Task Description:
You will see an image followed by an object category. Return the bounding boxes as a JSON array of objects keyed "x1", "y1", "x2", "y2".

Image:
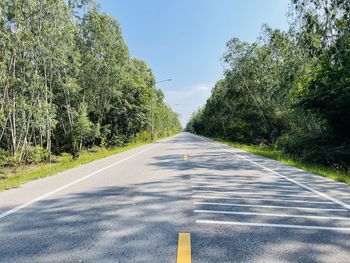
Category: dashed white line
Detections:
[
  {"x1": 194, "y1": 209, "x2": 350, "y2": 221},
  {"x1": 194, "y1": 202, "x2": 347, "y2": 212},
  {"x1": 196, "y1": 220, "x2": 350, "y2": 231}
]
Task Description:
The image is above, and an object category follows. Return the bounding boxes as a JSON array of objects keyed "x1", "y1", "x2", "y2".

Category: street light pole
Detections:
[
  {"x1": 151, "y1": 78, "x2": 172, "y2": 140},
  {"x1": 155, "y1": 79, "x2": 172, "y2": 84}
]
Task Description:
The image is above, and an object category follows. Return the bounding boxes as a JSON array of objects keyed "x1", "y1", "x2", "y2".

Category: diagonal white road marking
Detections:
[
  {"x1": 197, "y1": 136, "x2": 350, "y2": 210},
  {"x1": 194, "y1": 209, "x2": 350, "y2": 220},
  {"x1": 194, "y1": 201, "x2": 347, "y2": 211},
  {"x1": 192, "y1": 195, "x2": 333, "y2": 204},
  {"x1": 196, "y1": 220, "x2": 350, "y2": 231},
  {"x1": 192, "y1": 185, "x2": 307, "y2": 193},
  {"x1": 193, "y1": 190, "x2": 318, "y2": 198}
]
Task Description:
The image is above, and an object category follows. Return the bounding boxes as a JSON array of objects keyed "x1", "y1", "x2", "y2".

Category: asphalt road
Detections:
[{"x1": 0, "y1": 132, "x2": 349, "y2": 262}]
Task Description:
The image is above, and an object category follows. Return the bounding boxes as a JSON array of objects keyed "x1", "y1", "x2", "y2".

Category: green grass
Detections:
[
  {"x1": 0, "y1": 136, "x2": 170, "y2": 192},
  {"x1": 213, "y1": 137, "x2": 350, "y2": 185}
]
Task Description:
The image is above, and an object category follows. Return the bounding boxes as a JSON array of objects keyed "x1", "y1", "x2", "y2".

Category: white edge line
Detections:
[
  {"x1": 191, "y1": 195, "x2": 333, "y2": 204},
  {"x1": 194, "y1": 201, "x2": 347, "y2": 211},
  {"x1": 196, "y1": 220, "x2": 350, "y2": 232},
  {"x1": 0, "y1": 142, "x2": 161, "y2": 220},
  {"x1": 194, "y1": 209, "x2": 350, "y2": 221},
  {"x1": 197, "y1": 135, "x2": 350, "y2": 210}
]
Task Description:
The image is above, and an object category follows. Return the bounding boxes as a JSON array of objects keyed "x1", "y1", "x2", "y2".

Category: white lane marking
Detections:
[
  {"x1": 191, "y1": 178, "x2": 292, "y2": 184},
  {"x1": 0, "y1": 142, "x2": 162, "y2": 220},
  {"x1": 190, "y1": 181, "x2": 300, "y2": 189},
  {"x1": 192, "y1": 185, "x2": 305, "y2": 193},
  {"x1": 194, "y1": 202, "x2": 347, "y2": 212},
  {"x1": 192, "y1": 195, "x2": 333, "y2": 204},
  {"x1": 194, "y1": 210, "x2": 350, "y2": 221},
  {"x1": 193, "y1": 190, "x2": 317, "y2": 198},
  {"x1": 191, "y1": 177, "x2": 296, "y2": 183},
  {"x1": 197, "y1": 136, "x2": 350, "y2": 210},
  {"x1": 196, "y1": 220, "x2": 350, "y2": 232}
]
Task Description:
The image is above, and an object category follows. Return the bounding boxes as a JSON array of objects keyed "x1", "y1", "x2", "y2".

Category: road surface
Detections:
[{"x1": 0, "y1": 133, "x2": 349, "y2": 262}]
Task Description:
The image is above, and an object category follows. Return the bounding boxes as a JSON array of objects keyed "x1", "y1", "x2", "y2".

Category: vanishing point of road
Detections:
[{"x1": 0, "y1": 133, "x2": 349, "y2": 262}]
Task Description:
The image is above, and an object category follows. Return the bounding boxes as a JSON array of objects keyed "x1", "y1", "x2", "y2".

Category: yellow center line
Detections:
[
  {"x1": 177, "y1": 232, "x2": 191, "y2": 263},
  {"x1": 184, "y1": 154, "x2": 188, "y2": 160}
]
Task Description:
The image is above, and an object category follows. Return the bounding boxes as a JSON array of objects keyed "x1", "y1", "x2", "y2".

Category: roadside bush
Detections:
[
  {"x1": 0, "y1": 148, "x2": 14, "y2": 167},
  {"x1": 276, "y1": 133, "x2": 350, "y2": 170},
  {"x1": 107, "y1": 135, "x2": 128, "y2": 147},
  {"x1": 23, "y1": 146, "x2": 49, "y2": 164},
  {"x1": 136, "y1": 131, "x2": 152, "y2": 142}
]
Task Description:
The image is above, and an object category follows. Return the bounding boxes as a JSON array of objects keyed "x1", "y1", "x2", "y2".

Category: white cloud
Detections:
[
  {"x1": 162, "y1": 83, "x2": 213, "y2": 127},
  {"x1": 194, "y1": 85, "x2": 211, "y2": 91}
]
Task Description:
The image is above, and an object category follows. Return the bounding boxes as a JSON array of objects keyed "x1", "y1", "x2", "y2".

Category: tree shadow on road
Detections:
[
  {"x1": 0, "y1": 174, "x2": 192, "y2": 263},
  {"x1": 1, "y1": 133, "x2": 349, "y2": 263}
]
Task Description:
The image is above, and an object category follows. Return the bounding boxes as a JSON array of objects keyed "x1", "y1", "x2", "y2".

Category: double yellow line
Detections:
[{"x1": 177, "y1": 232, "x2": 191, "y2": 263}]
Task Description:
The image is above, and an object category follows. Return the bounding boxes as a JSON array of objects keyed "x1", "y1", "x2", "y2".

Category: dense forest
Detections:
[
  {"x1": 0, "y1": 0, "x2": 181, "y2": 165},
  {"x1": 187, "y1": 0, "x2": 350, "y2": 171}
]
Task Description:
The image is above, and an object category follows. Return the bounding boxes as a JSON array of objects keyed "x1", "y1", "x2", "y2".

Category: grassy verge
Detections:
[
  {"x1": 213, "y1": 137, "x2": 350, "y2": 185},
  {"x1": 0, "y1": 136, "x2": 172, "y2": 192}
]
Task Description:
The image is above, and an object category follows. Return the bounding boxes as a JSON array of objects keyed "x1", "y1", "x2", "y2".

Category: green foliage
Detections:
[
  {"x1": 0, "y1": 148, "x2": 13, "y2": 167},
  {"x1": 296, "y1": 32, "x2": 350, "y2": 141},
  {"x1": 216, "y1": 138, "x2": 350, "y2": 185},
  {"x1": 187, "y1": 0, "x2": 350, "y2": 172},
  {"x1": 0, "y1": 0, "x2": 181, "y2": 166},
  {"x1": 23, "y1": 146, "x2": 48, "y2": 164}
]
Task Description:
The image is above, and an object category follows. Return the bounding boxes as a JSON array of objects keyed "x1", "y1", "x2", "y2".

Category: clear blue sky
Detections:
[{"x1": 97, "y1": 0, "x2": 290, "y2": 126}]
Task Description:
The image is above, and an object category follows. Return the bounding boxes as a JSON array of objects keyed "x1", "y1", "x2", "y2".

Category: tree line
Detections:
[
  {"x1": 187, "y1": 0, "x2": 349, "y2": 171},
  {"x1": 0, "y1": 0, "x2": 181, "y2": 165}
]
